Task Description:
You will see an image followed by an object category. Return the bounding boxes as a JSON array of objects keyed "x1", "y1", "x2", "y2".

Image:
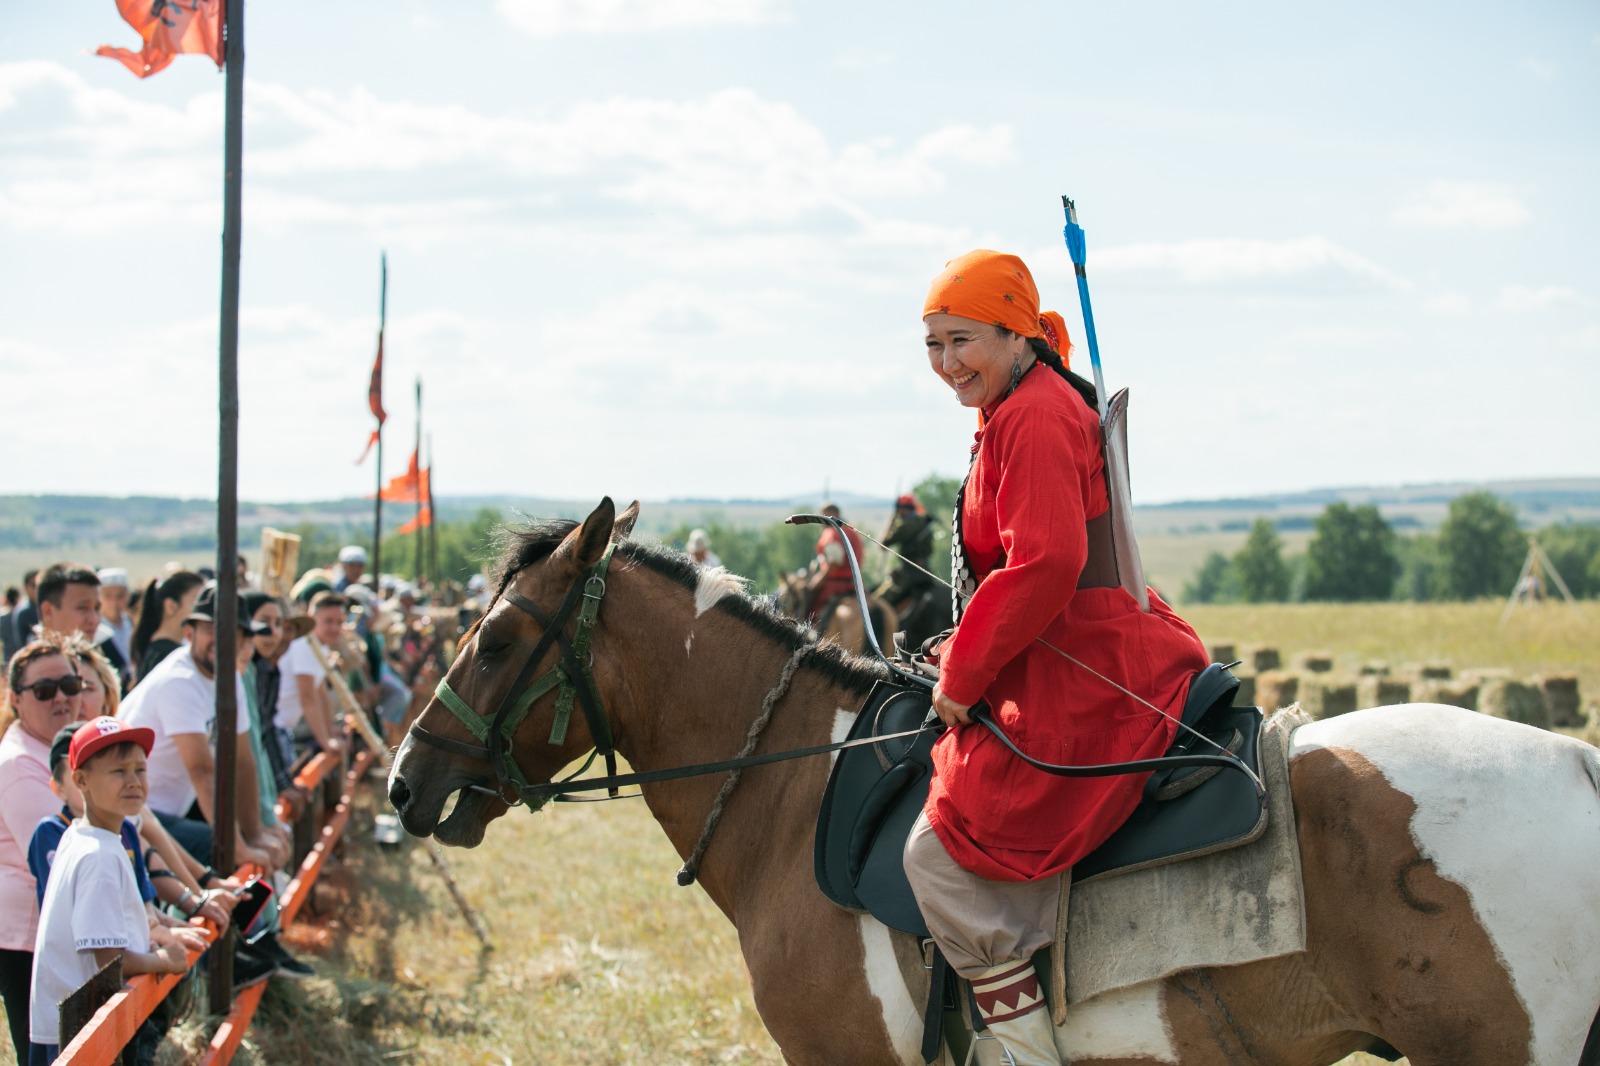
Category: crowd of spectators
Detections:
[{"x1": 0, "y1": 549, "x2": 458, "y2": 1064}]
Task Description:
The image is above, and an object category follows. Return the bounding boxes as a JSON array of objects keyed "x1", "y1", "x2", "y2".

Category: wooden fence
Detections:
[{"x1": 53, "y1": 746, "x2": 375, "y2": 1066}]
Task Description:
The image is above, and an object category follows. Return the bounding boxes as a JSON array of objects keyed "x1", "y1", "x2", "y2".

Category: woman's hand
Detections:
[{"x1": 931, "y1": 685, "x2": 973, "y2": 729}]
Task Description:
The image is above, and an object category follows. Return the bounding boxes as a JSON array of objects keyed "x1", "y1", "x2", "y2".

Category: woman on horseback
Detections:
[{"x1": 904, "y1": 249, "x2": 1208, "y2": 1064}]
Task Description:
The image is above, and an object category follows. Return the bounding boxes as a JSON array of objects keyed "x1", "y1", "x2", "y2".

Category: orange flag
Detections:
[
  {"x1": 377, "y1": 451, "x2": 430, "y2": 504},
  {"x1": 97, "y1": 0, "x2": 225, "y2": 79},
  {"x1": 356, "y1": 336, "x2": 387, "y2": 464},
  {"x1": 398, "y1": 506, "x2": 433, "y2": 536}
]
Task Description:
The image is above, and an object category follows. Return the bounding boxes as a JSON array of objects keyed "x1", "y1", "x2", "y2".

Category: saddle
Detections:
[
  {"x1": 814, "y1": 664, "x2": 1268, "y2": 1063},
  {"x1": 813, "y1": 663, "x2": 1268, "y2": 937}
]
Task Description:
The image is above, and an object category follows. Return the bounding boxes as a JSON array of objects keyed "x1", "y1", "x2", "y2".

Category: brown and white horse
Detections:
[{"x1": 388, "y1": 498, "x2": 1600, "y2": 1066}]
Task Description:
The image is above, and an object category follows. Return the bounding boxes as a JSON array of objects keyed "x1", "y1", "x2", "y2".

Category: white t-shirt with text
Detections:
[
  {"x1": 30, "y1": 821, "x2": 151, "y2": 1045},
  {"x1": 119, "y1": 644, "x2": 251, "y2": 818}
]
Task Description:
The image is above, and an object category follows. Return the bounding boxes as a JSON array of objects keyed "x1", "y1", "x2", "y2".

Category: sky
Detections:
[{"x1": 1, "y1": 1, "x2": 1596, "y2": 509}]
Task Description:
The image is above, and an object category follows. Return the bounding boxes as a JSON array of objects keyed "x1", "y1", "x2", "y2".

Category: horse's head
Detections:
[{"x1": 388, "y1": 495, "x2": 639, "y2": 847}]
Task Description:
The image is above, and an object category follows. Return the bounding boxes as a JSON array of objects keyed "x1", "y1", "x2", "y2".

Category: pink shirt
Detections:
[{"x1": 0, "y1": 723, "x2": 60, "y2": 950}]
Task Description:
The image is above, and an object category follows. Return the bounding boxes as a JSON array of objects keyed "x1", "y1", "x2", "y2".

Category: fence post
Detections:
[{"x1": 60, "y1": 957, "x2": 126, "y2": 1064}]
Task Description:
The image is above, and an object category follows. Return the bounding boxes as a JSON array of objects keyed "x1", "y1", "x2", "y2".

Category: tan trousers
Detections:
[{"x1": 902, "y1": 811, "x2": 1062, "y2": 980}]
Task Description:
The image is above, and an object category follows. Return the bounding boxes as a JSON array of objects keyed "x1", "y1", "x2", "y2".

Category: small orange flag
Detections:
[
  {"x1": 376, "y1": 451, "x2": 430, "y2": 505},
  {"x1": 97, "y1": 0, "x2": 225, "y2": 79},
  {"x1": 398, "y1": 506, "x2": 433, "y2": 536}
]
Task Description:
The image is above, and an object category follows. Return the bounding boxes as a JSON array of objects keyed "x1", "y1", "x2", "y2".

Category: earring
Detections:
[{"x1": 1008, "y1": 357, "x2": 1023, "y2": 393}]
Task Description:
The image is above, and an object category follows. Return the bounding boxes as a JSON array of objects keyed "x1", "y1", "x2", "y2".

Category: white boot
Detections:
[{"x1": 971, "y1": 960, "x2": 1061, "y2": 1065}]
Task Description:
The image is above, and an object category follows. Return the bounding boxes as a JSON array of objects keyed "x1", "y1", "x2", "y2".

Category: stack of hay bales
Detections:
[
  {"x1": 1292, "y1": 651, "x2": 1334, "y2": 674},
  {"x1": 1478, "y1": 678, "x2": 1550, "y2": 729},
  {"x1": 1300, "y1": 675, "x2": 1359, "y2": 719},
  {"x1": 1256, "y1": 671, "x2": 1299, "y2": 713},
  {"x1": 1538, "y1": 676, "x2": 1584, "y2": 728},
  {"x1": 1206, "y1": 643, "x2": 1236, "y2": 665},
  {"x1": 1247, "y1": 645, "x2": 1281, "y2": 671},
  {"x1": 1356, "y1": 674, "x2": 1412, "y2": 708},
  {"x1": 1408, "y1": 664, "x2": 1479, "y2": 710}
]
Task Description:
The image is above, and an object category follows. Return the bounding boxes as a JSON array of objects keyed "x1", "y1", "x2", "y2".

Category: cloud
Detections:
[
  {"x1": 0, "y1": 62, "x2": 1008, "y2": 238},
  {"x1": 1392, "y1": 181, "x2": 1530, "y2": 229},
  {"x1": 1421, "y1": 292, "x2": 1470, "y2": 315},
  {"x1": 1092, "y1": 236, "x2": 1410, "y2": 290},
  {"x1": 496, "y1": 0, "x2": 786, "y2": 37},
  {"x1": 1496, "y1": 284, "x2": 1583, "y2": 312},
  {"x1": 1560, "y1": 326, "x2": 1600, "y2": 349}
]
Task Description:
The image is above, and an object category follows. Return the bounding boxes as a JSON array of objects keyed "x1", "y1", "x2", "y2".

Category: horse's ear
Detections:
[
  {"x1": 613, "y1": 500, "x2": 640, "y2": 540},
  {"x1": 557, "y1": 496, "x2": 615, "y2": 572}
]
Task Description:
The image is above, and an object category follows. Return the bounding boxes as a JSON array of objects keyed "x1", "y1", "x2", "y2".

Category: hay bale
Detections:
[
  {"x1": 1358, "y1": 661, "x2": 1390, "y2": 676},
  {"x1": 1478, "y1": 678, "x2": 1550, "y2": 729},
  {"x1": 1292, "y1": 651, "x2": 1334, "y2": 674},
  {"x1": 1417, "y1": 663, "x2": 1453, "y2": 680},
  {"x1": 1233, "y1": 671, "x2": 1257, "y2": 709},
  {"x1": 1301, "y1": 677, "x2": 1359, "y2": 720},
  {"x1": 1538, "y1": 676, "x2": 1583, "y2": 728},
  {"x1": 1248, "y1": 645, "x2": 1281, "y2": 672},
  {"x1": 1207, "y1": 642, "x2": 1237, "y2": 665},
  {"x1": 1413, "y1": 679, "x2": 1479, "y2": 711},
  {"x1": 1256, "y1": 671, "x2": 1300, "y2": 712},
  {"x1": 1356, "y1": 676, "x2": 1412, "y2": 708}
]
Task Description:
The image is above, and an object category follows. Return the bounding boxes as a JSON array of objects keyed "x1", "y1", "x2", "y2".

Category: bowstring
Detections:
[{"x1": 849, "y1": 521, "x2": 1262, "y2": 787}]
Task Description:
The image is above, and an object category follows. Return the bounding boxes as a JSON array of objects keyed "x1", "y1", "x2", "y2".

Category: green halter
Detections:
[{"x1": 410, "y1": 542, "x2": 619, "y2": 810}]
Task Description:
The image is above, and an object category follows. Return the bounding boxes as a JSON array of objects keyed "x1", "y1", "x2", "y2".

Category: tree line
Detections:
[{"x1": 1184, "y1": 491, "x2": 1600, "y2": 604}]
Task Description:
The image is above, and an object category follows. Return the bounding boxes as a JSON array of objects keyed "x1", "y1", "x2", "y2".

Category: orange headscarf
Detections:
[{"x1": 923, "y1": 249, "x2": 1071, "y2": 364}]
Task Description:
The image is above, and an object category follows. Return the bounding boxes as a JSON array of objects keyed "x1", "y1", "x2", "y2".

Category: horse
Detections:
[
  {"x1": 388, "y1": 497, "x2": 1600, "y2": 1066},
  {"x1": 776, "y1": 568, "x2": 898, "y2": 658}
]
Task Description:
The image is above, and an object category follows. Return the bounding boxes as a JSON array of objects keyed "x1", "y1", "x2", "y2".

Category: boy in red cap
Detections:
[{"x1": 28, "y1": 718, "x2": 196, "y2": 1064}]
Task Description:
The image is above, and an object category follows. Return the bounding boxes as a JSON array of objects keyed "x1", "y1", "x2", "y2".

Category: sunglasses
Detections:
[{"x1": 16, "y1": 675, "x2": 85, "y2": 701}]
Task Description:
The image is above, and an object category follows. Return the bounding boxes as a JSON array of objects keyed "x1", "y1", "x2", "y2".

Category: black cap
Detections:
[
  {"x1": 50, "y1": 722, "x2": 85, "y2": 775},
  {"x1": 186, "y1": 582, "x2": 271, "y2": 635}
]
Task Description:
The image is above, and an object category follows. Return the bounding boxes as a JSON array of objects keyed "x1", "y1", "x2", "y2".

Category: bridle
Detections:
[{"x1": 407, "y1": 542, "x2": 621, "y2": 811}]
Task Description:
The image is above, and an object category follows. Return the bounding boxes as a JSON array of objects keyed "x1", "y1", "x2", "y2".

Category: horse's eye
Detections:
[{"x1": 479, "y1": 638, "x2": 511, "y2": 658}]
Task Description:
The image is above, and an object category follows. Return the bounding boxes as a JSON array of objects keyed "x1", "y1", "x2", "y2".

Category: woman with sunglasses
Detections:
[{"x1": 0, "y1": 635, "x2": 83, "y2": 1062}]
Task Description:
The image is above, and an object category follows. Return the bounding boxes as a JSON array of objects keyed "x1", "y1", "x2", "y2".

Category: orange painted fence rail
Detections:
[{"x1": 55, "y1": 748, "x2": 371, "y2": 1066}]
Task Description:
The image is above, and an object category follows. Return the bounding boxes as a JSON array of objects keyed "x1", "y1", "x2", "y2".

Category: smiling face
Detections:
[{"x1": 924, "y1": 312, "x2": 1031, "y2": 410}]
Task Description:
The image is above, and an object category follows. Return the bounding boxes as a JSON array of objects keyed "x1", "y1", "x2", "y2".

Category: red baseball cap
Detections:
[{"x1": 69, "y1": 716, "x2": 155, "y2": 771}]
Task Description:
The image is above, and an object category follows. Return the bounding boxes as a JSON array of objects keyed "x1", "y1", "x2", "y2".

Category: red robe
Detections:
[{"x1": 926, "y1": 367, "x2": 1207, "y2": 882}]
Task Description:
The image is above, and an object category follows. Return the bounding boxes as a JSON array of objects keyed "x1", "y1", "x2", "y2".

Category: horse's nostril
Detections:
[{"x1": 389, "y1": 777, "x2": 411, "y2": 813}]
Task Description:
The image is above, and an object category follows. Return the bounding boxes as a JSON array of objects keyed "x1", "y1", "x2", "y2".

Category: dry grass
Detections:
[{"x1": 1184, "y1": 600, "x2": 1600, "y2": 714}]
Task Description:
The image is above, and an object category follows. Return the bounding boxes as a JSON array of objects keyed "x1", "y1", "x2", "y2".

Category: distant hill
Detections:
[{"x1": 0, "y1": 477, "x2": 1595, "y2": 560}]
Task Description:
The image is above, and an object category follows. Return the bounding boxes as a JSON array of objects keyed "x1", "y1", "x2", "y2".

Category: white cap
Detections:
[
  {"x1": 97, "y1": 567, "x2": 129, "y2": 588},
  {"x1": 338, "y1": 545, "x2": 368, "y2": 565},
  {"x1": 687, "y1": 529, "x2": 710, "y2": 552}
]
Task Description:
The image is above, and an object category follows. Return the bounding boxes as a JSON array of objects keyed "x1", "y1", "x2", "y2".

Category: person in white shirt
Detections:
[
  {"x1": 119, "y1": 585, "x2": 276, "y2": 871},
  {"x1": 274, "y1": 594, "x2": 346, "y2": 756},
  {"x1": 29, "y1": 717, "x2": 203, "y2": 1061},
  {"x1": 686, "y1": 529, "x2": 723, "y2": 569},
  {"x1": 95, "y1": 569, "x2": 134, "y2": 680}
]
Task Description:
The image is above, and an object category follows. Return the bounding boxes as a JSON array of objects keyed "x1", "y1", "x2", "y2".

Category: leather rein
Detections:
[{"x1": 405, "y1": 530, "x2": 1258, "y2": 820}]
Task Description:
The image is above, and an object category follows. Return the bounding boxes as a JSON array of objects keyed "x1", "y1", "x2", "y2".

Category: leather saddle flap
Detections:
[
  {"x1": 815, "y1": 680, "x2": 936, "y2": 937},
  {"x1": 1073, "y1": 703, "x2": 1266, "y2": 883}
]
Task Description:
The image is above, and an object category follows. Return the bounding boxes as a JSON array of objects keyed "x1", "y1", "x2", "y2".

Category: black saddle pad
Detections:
[{"x1": 814, "y1": 665, "x2": 1267, "y2": 937}]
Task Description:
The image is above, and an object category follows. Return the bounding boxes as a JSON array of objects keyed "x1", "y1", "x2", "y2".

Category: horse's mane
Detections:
[{"x1": 494, "y1": 520, "x2": 887, "y2": 696}]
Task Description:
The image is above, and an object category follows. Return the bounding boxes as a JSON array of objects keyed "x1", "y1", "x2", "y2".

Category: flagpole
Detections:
[
  {"x1": 427, "y1": 431, "x2": 438, "y2": 589},
  {"x1": 414, "y1": 377, "x2": 423, "y2": 583},
  {"x1": 372, "y1": 254, "x2": 386, "y2": 585},
  {"x1": 209, "y1": 0, "x2": 245, "y2": 1014}
]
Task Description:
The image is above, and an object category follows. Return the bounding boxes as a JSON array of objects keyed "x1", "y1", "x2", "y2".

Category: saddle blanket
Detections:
[{"x1": 1064, "y1": 707, "x2": 1309, "y2": 1003}]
